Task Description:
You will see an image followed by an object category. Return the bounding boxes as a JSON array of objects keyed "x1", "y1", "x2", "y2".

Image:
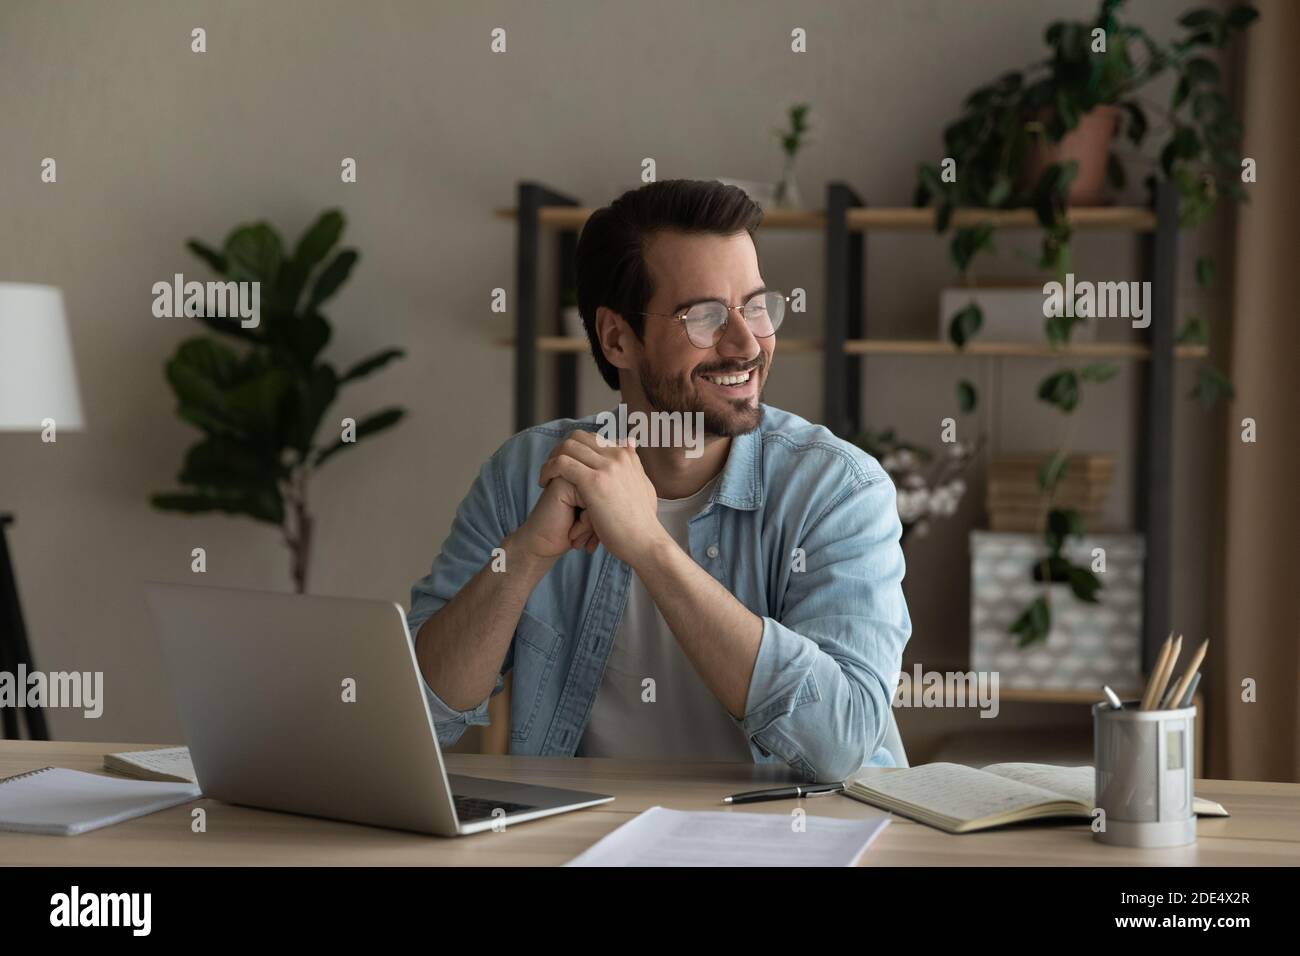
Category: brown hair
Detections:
[{"x1": 574, "y1": 179, "x2": 764, "y2": 390}]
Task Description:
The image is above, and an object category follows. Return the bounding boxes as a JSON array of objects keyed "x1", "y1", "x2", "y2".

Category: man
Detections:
[{"x1": 408, "y1": 179, "x2": 910, "y2": 781}]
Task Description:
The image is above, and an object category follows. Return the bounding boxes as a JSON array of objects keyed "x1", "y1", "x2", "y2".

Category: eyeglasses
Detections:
[{"x1": 637, "y1": 290, "x2": 787, "y2": 349}]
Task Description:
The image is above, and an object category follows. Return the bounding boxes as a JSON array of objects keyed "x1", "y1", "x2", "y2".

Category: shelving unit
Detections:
[
  {"x1": 494, "y1": 335, "x2": 1208, "y2": 360},
  {"x1": 497, "y1": 178, "x2": 1188, "y2": 699}
]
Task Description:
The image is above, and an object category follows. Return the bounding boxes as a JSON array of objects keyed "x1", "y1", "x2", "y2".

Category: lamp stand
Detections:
[{"x1": 0, "y1": 514, "x2": 48, "y2": 740}]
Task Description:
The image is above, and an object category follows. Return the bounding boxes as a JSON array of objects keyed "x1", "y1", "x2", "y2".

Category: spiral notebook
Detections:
[{"x1": 0, "y1": 767, "x2": 202, "y2": 836}]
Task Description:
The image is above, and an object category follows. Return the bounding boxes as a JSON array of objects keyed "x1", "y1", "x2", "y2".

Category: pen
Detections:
[
  {"x1": 722, "y1": 783, "x2": 845, "y2": 805},
  {"x1": 1177, "y1": 671, "x2": 1202, "y2": 709}
]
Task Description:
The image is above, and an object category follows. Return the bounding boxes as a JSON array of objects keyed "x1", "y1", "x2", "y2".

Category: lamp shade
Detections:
[{"x1": 0, "y1": 283, "x2": 85, "y2": 432}]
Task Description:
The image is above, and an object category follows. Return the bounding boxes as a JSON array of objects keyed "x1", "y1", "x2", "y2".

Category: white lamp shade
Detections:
[{"x1": 0, "y1": 283, "x2": 85, "y2": 432}]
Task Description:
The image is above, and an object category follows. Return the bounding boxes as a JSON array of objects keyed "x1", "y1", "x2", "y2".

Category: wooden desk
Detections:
[{"x1": 3, "y1": 741, "x2": 1298, "y2": 866}]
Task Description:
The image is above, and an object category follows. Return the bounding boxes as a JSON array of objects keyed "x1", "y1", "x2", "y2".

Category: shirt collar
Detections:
[
  {"x1": 709, "y1": 413, "x2": 764, "y2": 512},
  {"x1": 591, "y1": 403, "x2": 766, "y2": 513}
]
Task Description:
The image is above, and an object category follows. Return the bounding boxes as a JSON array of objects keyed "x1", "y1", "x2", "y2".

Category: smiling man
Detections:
[{"x1": 407, "y1": 179, "x2": 911, "y2": 781}]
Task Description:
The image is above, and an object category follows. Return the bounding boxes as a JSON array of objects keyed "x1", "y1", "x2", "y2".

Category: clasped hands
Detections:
[{"x1": 520, "y1": 429, "x2": 668, "y2": 564}]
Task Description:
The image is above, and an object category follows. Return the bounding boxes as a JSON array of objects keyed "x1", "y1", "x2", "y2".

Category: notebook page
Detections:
[
  {"x1": 981, "y1": 763, "x2": 1094, "y2": 805},
  {"x1": 849, "y1": 763, "x2": 1072, "y2": 823},
  {"x1": 0, "y1": 767, "x2": 201, "y2": 835},
  {"x1": 566, "y1": 806, "x2": 890, "y2": 866},
  {"x1": 982, "y1": 763, "x2": 1228, "y2": 817}
]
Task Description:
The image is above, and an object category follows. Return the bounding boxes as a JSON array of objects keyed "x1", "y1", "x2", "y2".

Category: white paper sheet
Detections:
[
  {"x1": 566, "y1": 805, "x2": 890, "y2": 867},
  {"x1": 0, "y1": 767, "x2": 202, "y2": 835}
]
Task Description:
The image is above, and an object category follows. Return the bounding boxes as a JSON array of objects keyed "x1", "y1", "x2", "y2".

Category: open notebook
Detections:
[
  {"x1": 844, "y1": 762, "x2": 1229, "y2": 834},
  {"x1": 0, "y1": 767, "x2": 202, "y2": 836}
]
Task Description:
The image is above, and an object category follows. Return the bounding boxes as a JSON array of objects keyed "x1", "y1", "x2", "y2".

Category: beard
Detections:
[{"x1": 637, "y1": 353, "x2": 766, "y2": 438}]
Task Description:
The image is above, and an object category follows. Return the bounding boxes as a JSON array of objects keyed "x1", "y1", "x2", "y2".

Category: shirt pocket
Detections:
[{"x1": 510, "y1": 610, "x2": 564, "y2": 743}]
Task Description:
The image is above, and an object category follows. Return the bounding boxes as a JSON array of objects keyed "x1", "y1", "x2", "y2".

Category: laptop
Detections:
[{"x1": 144, "y1": 582, "x2": 613, "y2": 836}]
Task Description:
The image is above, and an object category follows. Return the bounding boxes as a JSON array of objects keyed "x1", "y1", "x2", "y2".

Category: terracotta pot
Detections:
[{"x1": 1019, "y1": 104, "x2": 1121, "y2": 207}]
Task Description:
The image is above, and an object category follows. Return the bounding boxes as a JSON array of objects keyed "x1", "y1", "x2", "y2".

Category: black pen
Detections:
[{"x1": 722, "y1": 783, "x2": 845, "y2": 805}]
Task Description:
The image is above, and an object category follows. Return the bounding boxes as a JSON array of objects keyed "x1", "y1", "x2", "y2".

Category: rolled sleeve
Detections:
[
  {"x1": 737, "y1": 473, "x2": 910, "y2": 782},
  {"x1": 406, "y1": 451, "x2": 517, "y2": 747}
]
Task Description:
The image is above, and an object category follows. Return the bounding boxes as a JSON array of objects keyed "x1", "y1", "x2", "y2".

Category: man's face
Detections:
[{"x1": 627, "y1": 230, "x2": 774, "y2": 438}]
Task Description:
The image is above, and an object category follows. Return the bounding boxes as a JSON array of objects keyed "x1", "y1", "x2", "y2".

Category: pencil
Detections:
[
  {"x1": 1165, "y1": 639, "x2": 1209, "y2": 710},
  {"x1": 1145, "y1": 633, "x2": 1183, "y2": 712},
  {"x1": 1139, "y1": 634, "x2": 1174, "y2": 711}
]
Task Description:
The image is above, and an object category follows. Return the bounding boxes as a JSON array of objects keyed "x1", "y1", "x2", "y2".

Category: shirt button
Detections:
[{"x1": 706, "y1": 545, "x2": 719, "y2": 559}]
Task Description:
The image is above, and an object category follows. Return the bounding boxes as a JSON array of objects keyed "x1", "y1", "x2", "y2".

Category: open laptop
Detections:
[{"x1": 144, "y1": 582, "x2": 613, "y2": 836}]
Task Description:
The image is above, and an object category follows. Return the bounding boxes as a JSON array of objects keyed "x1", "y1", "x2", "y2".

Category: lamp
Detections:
[{"x1": 0, "y1": 283, "x2": 85, "y2": 739}]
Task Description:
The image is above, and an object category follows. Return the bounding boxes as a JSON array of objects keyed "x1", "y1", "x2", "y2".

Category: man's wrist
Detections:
[
  {"x1": 625, "y1": 526, "x2": 684, "y2": 579},
  {"x1": 501, "y1": 531, "x2": 560, "y2": 580}
]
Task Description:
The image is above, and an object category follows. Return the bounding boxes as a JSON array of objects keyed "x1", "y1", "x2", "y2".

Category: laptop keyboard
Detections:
[{"x1": 452, "y1": 794, "x2": 537, "y2": 823}]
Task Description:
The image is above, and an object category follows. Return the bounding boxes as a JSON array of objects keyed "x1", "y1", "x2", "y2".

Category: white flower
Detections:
[
  {"x1": 896, "y1": 490, "x2": 927, "y2": 523},
  {"x1": 912, "y1": 488, "x2": 931, "y2": 515}
]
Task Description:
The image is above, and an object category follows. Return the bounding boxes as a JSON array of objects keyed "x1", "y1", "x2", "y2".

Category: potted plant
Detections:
[
  {"x1": 151, "y1": 210, "x2": 406, "y2": 593},
  {"x1": 913, "y1": 0, "x2": 1257, "y2": 644},
  {"x1": 918, "y1": 0, "x2": 1256, "y2": 279}
]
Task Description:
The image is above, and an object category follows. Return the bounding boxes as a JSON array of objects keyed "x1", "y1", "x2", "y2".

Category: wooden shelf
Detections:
[
  {"x1": 845, "y1": 339, "x2": 1208, "y2": 359},
  {"x1": 849, "y1": 206, "x2": 1156, "y2": 231},
  {"x1": 494, "y1": 336, "x2": 1209, "y2": 360},
  {"x1": 496, "y1": 205, "x2": 1155, "y2": 232},
  {"x1": 495, "y1": 206, "x2": 826, "y2": 230},
  {"x1": 493, "y1": 336, "x2": 823, "y2": 353}
]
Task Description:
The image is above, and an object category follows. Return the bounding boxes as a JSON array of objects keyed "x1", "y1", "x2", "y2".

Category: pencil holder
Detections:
[{"x1": 1092, "y1": 701, "x2": 1197, "y2": 848}]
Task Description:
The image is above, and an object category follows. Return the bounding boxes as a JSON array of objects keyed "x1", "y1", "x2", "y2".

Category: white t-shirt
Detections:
[{"x1": 575, "y1": 476, "x2": 755, "y2": 762}]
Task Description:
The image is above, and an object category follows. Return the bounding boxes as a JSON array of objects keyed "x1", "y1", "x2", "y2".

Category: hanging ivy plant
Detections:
[{"x1": 913, "y1": 0, "x2": 1257, "y2": 644}]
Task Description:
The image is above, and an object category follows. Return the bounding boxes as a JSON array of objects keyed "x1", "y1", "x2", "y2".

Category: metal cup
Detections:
[{"x1": 1092, "y1": 700, "x2": 1197, "y2": 848}]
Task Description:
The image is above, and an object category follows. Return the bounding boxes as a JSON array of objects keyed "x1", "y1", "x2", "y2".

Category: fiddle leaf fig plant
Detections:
[{"x1": 151, "y1": 209, "x2": 406, "y2": 593}]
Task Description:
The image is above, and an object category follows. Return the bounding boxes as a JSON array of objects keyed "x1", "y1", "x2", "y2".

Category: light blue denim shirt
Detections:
[{"x1": 406, "y1": 403, "x2": 911, "y2": 782}]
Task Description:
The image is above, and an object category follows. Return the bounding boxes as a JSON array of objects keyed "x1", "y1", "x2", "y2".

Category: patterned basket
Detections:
[{"x1": 970, "y1": 530, "x2": 1144, "y2": 691}]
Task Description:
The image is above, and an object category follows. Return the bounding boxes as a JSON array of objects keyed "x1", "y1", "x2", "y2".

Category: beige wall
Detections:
[{"x1": 0, "y1": 0, "x2": 1230, "y2": 744}]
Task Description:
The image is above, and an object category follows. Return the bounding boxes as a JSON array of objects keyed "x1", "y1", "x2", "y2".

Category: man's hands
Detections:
[
  {"x1": 535, "y1": 430, "x2": 668, "y2": 564},
  {"x1": 511, "y1": 474, "x2": 591, "y2": 561},
  {"x1": 505, "y1": 428, "x2": 761, "y2": 721},
  {"x1": 512, "y1": 431, "x2": 665, "y2": 564}
]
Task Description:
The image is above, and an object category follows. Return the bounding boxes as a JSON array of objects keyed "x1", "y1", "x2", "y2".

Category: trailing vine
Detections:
[{"x1": 913, "y1": 0, "x2": 1256, "y2": 644}]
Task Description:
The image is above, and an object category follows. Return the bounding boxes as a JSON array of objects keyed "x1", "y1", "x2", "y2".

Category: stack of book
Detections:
[{"x1": 986, "y1": 454, "x2": 1114, "y2": 532}]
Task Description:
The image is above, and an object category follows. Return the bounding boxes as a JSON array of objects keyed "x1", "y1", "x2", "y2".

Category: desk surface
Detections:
[{"x1": 2, "y1": 741, "x2": 1298, "y2": 866}]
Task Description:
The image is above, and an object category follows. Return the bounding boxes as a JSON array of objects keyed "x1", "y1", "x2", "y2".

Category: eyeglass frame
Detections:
[{"x1": 633, "y1": 289, "x2": 789, "y2": 349}]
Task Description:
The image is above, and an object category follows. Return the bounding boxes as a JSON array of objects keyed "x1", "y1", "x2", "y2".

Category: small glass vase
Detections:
[{"x1": 773, "y1": 159, "x2": 802, "y2": 209}]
